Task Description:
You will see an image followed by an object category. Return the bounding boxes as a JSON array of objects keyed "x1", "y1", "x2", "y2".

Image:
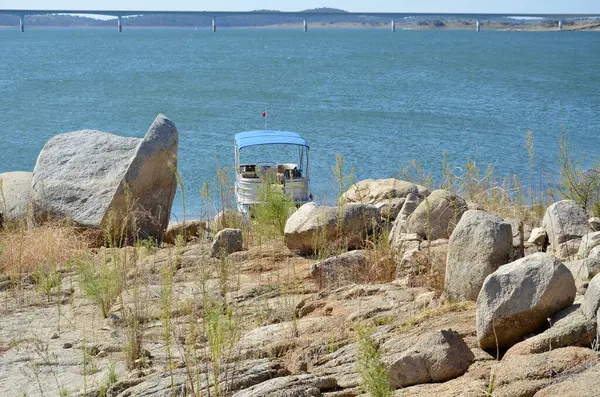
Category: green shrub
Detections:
[
  {"x1": 355, "y1": 325, "x2": 392, "y2": 397},
  {"x1": 252, "y1": 175, "x2": 296, "y2": 239}
]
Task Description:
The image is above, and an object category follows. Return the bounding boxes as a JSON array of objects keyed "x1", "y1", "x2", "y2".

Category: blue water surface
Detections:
[{"x1": 1, "y1": 28, "x2": 599, "y2": 217}]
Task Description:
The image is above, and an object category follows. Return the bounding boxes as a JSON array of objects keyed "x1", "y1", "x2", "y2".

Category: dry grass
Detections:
[{"x1": 0, "y1": 223, "x2": 91, "y2": 274}]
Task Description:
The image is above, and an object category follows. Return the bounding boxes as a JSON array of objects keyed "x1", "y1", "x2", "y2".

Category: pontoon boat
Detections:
[{"x1": 234, "y1": 130, "x2": 312, "y2": 215}]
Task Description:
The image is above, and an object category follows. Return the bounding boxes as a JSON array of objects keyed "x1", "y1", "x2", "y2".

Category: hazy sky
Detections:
[{"x1": 2, "y1": 1, "x2": 600, "y2": 13}]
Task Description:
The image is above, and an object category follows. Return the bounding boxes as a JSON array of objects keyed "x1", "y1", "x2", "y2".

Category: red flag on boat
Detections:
[{"x1": 262, "y1": 111, "x2": 267, "y2": 117}]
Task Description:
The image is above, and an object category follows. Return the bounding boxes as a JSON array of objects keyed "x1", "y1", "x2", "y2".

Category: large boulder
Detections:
[
  {"x1": 541, "y1": 200, "x2": 588, "y2": 249},
  {"x1": 582, "y1": 273, "x2": 600, "y2": 321},
  {"x1": 476, "y1": 253, "x2": 576, "y2": 350},
  {"x1": 445, "y1": 210, "x2": 513, "y2": 301},
  {"x1": 342, "y1": 178, "x2": 429, "y2": 205},
  {"x1": 406, "y1": 189, "x2": 468, "y2": 240},
  {"x1": 384, "y1": 329, "x2": 474, "y2": 388},
  {"x1": 284, "y1": 202, "x2": 379, "y2": 254},
  {"x1": 211, "y1": 228, "x2": 243, "y2": 258},
  {"x1": 31, "y1": 114, "x2": 178, "y2": 243},
  {"x1": 0, "y1": 171, "x2": 32, "y2": 223}
]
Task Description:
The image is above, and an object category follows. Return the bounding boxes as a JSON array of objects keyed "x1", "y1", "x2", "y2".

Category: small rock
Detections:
[
  {"x1": 548, "y1": 238, "x2": 582, "y2": 261},
  {"x1": 582, "y1": 273, "x2": 600, "y2": 320},
  {"x1": 528, "y1": 227, "x2": 548, "y2": 247},
  {"x1": 375, "y1": 197, "x2": 405, "y2": 221},
  {"x1": 406, "y1": 189, "x2": 468, "y2": 240},
  {"x1": 542, "y1": 200, "x2": 588, "y2": 249},
  {"x1": 564, "y1": 258, "x2": 600, "y2": 289},
  {"x1": 414, "y1": 291, "x2": 435, "y2": 309},
  {"x1": 384, "y1": 329, "x2": 475, "y2": 388},
  {"x1": 63, "y1": 342, "x2": 73, "y2": 349},
  {"x1": 505, "y1": 303, "x2": 596, "y2": 356},
  {"x1": 163, "y1": 220, "x2": 208, "y2": 244},
  {"x1": 589, "y1": 217, "x2": 600, "y2": 232},
  {"x1": 96, "y1": 350, "x2": 108, "y2": 358},
  {"x1": 49, "y1": 332, "x2": 59, "y2": 340},
  {"x1": 211, "y1": 228, "x2": 243, "y2": 258},
  {"x1": 310, "y1": 250, "x2": 368, "y2": 285},
  {"x1": 577, "y1": 231, "x2": 600, "y2": 259}
]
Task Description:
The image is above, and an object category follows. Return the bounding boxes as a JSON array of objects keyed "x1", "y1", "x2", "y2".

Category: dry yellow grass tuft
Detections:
[{"x1": 0, "y1": 223, "x2": 91, "y2": 274}]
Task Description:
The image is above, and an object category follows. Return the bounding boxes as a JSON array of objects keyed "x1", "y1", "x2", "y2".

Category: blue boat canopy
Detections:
[{"x1": 235, "y1": 130, "x2": 309, "y2": 150}]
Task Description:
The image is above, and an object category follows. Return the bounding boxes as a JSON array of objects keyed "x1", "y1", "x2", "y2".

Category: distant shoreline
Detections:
[{"x1": 1, "y1": 22, "x2": 598, "y2": 31}]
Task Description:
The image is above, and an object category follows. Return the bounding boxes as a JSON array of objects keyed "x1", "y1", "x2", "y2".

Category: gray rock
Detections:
[
  {"x1": 339, "y1": 203, "x2": 380, "y2": 249},
  {"x1": 389, "y1": 192, "x2": 421, "y2": 249},
  {"x1": 0, "y1": 171, "x2": 33, "y2": 223},
  {"x1": 31, "y1": 114, "x2": 178, "y2": 243},
  {"x1": 232, "y1": 374, "x2": 338, "y2": 397},
  {"x1": 213, "y1": 210, "x2": 247, "y2": 231},
  {"x1": 528, "y1": 227, "x2": 548, "y2": 247},
  {"x1": 589, "y1": 217, "x2": 600, "y2": 232},
  {"x1": 163, "y1": 220, "x2": 208, "y2": 245},
  {"x1": 583, "y1": 273, "x2": 600, "y2": 321},
  {"x1": 284, "y1": 203, "x2": 338, "y2": 254},
  {"x1": 590, "y1": 245, "x2": 600, "y2": 259},
  {"x1": 505, "y1": 303, "x2": 597, "y2": 356},
  {"x1": 342, "y1": 178, "x2": 428, "y2": 204},
  {"x1": 549, "y1": 238, "x2": 582, "y2": 261},
  {"x1": 541, "y1": 200, "x2": 588, "y2": 249},
  {"x1": 507, "y1": 218, "x2": 525, "y2": 260},
  {"x1": 211, "y1": 228, "x2": 243, "y2": 258},
  {"x1": 533, "y1": 361, "x2": 600, "y2": 397},
  {"x1": 375, "y1": 197, "x2": 405, "y2": 221},
  {"x1": 576, "y1": 231, "x2": 600, "y2": 259},
  {"x1": 564, "y1": 258, "x2": 600, "y2": 289},
  {"x1": 384, "y1": 329, "x2": 474, "y2": 388},
  {"x1": 284, "y1": 202, "x2": 379, "y2": 254},
  {"x1": 445, "y1": 210, "x2": 512, "y2": 301},
  {"x1": 406, "y1": 189, "x2": 468, "y2": 240},
  {"x1": 310, "y1": 250, "x2": 368, "y2": 285},
  {"x1": 476, "y1": 253, "x2": 576, "y2": 350}
]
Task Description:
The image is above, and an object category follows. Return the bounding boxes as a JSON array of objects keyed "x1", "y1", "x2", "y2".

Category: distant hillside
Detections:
[{"x1": 0, "y1": 9, "x2": 591, "y2": 29}]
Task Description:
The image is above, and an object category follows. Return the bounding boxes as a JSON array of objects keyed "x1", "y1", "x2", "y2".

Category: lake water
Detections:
[{"x1": 1, "y1": 28, "x2": 599, "y2": 217}]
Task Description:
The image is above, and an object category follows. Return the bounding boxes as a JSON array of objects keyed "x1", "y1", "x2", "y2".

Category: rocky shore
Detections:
[{"x1": 1, "y1": 124, "x2": 600, "y2": 396}]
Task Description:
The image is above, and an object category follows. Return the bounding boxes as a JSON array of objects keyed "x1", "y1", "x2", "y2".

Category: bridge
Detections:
[{"x1": 1, "y1": 9, "x2": 599, "y2": 33}]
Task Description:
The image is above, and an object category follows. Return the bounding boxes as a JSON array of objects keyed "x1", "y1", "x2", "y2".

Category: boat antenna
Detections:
[{"x1": 264, "y1": 107, "x2": 268, "y2": 129}]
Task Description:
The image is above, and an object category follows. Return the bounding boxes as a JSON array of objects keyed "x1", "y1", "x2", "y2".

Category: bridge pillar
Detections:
[
  {"x1": 117, "y1": 16, "x2": 122, "y2": 32},
  {"x1": 558, "y1": 20, "x2": 563, "y2": 30},
  {"x1": 391, "y1": 19, "x2": 396, "y2": 32},
  {"x1": 19, "y1": 15, "x2": 24, "y2": 32},
  {"x1": 303, "y1": 19, "x2": 307, "y2": 32},
  {"x1": 212, "y1": 18, "x2": 216, "y2": 32},
  {"x1": 476, "y1": 20, "x2": 481, "y2": 32}
]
